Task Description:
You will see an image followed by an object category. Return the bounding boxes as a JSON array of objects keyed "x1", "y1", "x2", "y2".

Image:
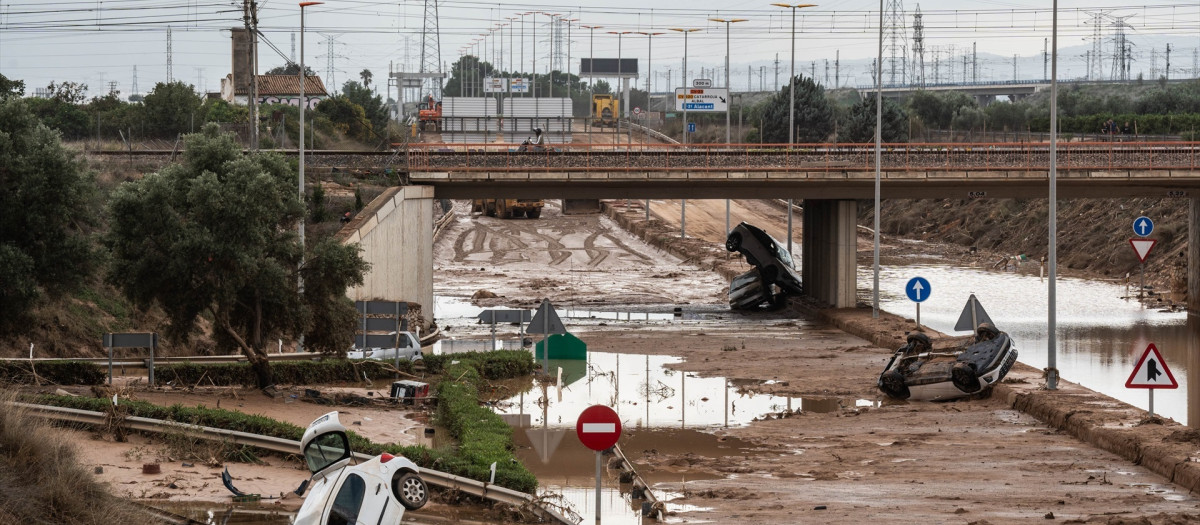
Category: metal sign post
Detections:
[
  {"x1": 1125, "y1": 343, "x2": 1178, "y2": 417},
  {"x1": 528, "y1": 300, "x2": 566, "y2": 373},
  {"x1": 905, "y1": 277, "x2": 931, "y2": 329},
  {"x1": 1129, "y1": 238, "x2": 1157, "y2": 300},
  {"x1": 103, "y1": 333, "x2": 158, "y2": 386},
  {"x1": 576, "y1": 405, "x2": 621, "y2": 524}
]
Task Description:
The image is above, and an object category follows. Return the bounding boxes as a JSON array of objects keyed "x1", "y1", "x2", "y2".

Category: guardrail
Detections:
[
  {"x1": 403, "y1": 141, "x2": 1200, "y2": 173},
  {"x1": 15, "y1": 402, "x2": 575, "y2": 524}
]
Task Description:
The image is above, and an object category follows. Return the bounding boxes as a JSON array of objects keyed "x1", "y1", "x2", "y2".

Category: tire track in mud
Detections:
[
  {"x1": 582, "y1": 230, "x2": 608, "y2": 267},
  {"x1": 599, "y1": 232, "x2": 656, "y2": 265}
]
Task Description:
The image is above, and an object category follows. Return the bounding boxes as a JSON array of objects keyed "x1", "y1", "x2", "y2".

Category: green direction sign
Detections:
[{"x1": 535, "y1": 332, "x2": 587, "y2": 361}]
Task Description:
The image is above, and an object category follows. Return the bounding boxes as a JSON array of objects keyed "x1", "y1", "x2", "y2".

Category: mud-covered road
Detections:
[{"x1": 438, "y1": 196, "x2": 1200, "y2": 524}]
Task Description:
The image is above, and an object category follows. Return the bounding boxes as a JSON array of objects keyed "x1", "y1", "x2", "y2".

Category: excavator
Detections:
[{"x1": 417, "y1": 95, "x2": 442, "y2": 131}]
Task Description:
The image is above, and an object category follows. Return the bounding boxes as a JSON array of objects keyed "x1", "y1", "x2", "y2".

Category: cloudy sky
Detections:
[{"x1": 1, "y1": 0, "x2": 1197, "y2": 99}]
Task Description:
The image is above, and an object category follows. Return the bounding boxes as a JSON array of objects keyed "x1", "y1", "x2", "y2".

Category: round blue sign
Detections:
[
  {"x1": 1132, "y1": 216, "x2": 1154, "y2": 237},
  {"x1": 905, "y1": 277, "x2": 931, "y2": 303}
]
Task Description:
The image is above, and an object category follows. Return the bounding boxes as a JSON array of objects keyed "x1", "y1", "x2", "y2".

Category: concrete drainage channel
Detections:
[{"x1": 14, "y1": 402, "x2": 575, "y2": 524}]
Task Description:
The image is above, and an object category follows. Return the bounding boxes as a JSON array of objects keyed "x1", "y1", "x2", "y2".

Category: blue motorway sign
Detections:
[
  {"x1": 684, "y1": 103, "x2": 714, "y2": 110},
  {"x1": 687, "y1": 122, "x2": 696, "y2": 133},
  {"x1": 1133, "y1": 216, "x2": 1154, "y2": 237},
  {"x1": 905, "y1": 277, "x2": 931, "y2": 303}
]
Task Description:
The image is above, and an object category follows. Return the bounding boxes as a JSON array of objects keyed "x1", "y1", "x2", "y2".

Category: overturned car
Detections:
[
  {"x1": 726, "y1": 222, "x2": 803, "y2": 309},
  {"x1": 877, "y1": 324, "x2": 1019, "y2": 402},
  {"x1": 294, "y1": 411, "x2": 428, "y2": 525}
]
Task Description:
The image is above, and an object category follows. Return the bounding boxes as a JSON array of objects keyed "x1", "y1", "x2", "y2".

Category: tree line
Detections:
[
  {"x1": 0, "y1": 70, "x2": 397, "y2": 148},
  {"x1": 1, "y1": 78, "x2": 368, "y2": 389}
]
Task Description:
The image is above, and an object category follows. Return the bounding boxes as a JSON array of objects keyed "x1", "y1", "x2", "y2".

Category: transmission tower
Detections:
[
  {"x1": 552, "y1": 17, "x2": 566, "y2": 73},
  {"x1": 1165, "y1": 44, "x2": 1171, "y2": 81},
  {"x1": 1108, "y1": 15, "x2": 1134, "y2": 81},
  {"x1": 166, "y1": 26, "x2": 173, "y2": 82},
  {"x1": 1149, "y1": 49, "x2": 1159, "y2": 80},
  {"x1": 1085, "y1": 11, "x2": 1108, "y2": 80},
  {"x1": 911, "y1": 5, "x2": 925, "y2": 87},
  {"x1": 419, "y1": 0, "x2": 443, "y2": 98},
  {"x1": 882, "y1": 0, "x2": 908, "y2": 86},
  {"x1": 131, "y1": 65, "x2": 139, "y2": 98},
  {"x1": 291, "y1": 33, "x2": 296, "y2": 64},
  {"x1": 318, "y1": 34, "x2": 345, "y2": 93},
  {"x1": 972, "y1": 42, "x2": 977, "y2": 83}
]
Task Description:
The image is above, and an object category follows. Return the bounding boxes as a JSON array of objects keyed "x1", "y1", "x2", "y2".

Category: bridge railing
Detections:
[{"x1": 405, "y1": 142, "x2": 1200, "y2": 173}]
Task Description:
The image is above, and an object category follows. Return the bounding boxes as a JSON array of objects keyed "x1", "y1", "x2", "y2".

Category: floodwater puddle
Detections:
[{"x1": 147, "y1": 503, "x2": 292, "y2": 524}]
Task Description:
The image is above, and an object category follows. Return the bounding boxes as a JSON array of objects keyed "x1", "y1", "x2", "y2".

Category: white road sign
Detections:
[
  {"x1": 483, "y1": 77, "x2": 509, "y2": 93},
  {"x1": 692, "y1": 78, "x2": 713, "y2": 87},
  {"x1": 675, "y1": 87, "x2": 729, "y2": 112},
  {"x1": 1125, "y1": 343, "x2": 1178, "y2": 389},
  {"x1": 510, "y1": 78, "x2": 530, "y2": 93}
]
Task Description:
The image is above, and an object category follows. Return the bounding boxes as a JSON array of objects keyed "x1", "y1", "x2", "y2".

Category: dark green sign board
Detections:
[{"x1": 534, "y1": 332, "x2": 587, "y2": 361}]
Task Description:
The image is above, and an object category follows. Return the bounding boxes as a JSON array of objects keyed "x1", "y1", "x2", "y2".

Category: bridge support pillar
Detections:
[
  {"x1": 1189, "y1": 198, "x2": 1200, "y2": 312},
  {"x1": 802, "y1": 199, "x2": 858, "y2": 308}
]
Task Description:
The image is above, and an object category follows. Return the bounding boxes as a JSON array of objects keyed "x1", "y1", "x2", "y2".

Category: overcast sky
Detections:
[{"x1": 1, "y1": 0, "x2": 1197, "y2": 99}]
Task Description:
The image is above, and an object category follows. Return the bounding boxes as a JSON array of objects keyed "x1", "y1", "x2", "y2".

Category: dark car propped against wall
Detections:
[{"x1": 725, "y1": 222, "x2": 803, "y2": 309}]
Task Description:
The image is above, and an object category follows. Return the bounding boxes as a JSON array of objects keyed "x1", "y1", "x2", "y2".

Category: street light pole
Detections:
[
  {"x1": 873, "y1": 0, "x2": 883, "y2": 318},
  {"x1": 670, "y1": 28, "x2": 700, "y2": 146},
  {"x1": 771, "y1": 4, "x2": 816, "y2": 147},
  {"x1": 1047, "y1": 0, "x2": 1060, "y2": 390},
  {"x1": 297, "y1": 1, "x2": 322, "y2": 353},
  {"x1": 608, "y1": 30, "x2": 631, "y2": 144},
  {"x1": 708, "y1": 18, "x2": 746, "y2": 145},
  {"x1": 582, "y1": 25, "x2": 602, "y2": 136}
]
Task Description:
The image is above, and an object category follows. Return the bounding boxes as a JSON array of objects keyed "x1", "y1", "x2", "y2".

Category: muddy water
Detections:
[{"x1": 861, "y1": 263, "x2": 1194, "y2": 424}]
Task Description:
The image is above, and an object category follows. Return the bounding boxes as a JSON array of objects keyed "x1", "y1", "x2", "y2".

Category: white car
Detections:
[
  {"x1": 347, "y1": 332, "x2": 423, "y2": 362},
  {"x1": 294, "y1": 411, "x2": 429, "y2": 525}
]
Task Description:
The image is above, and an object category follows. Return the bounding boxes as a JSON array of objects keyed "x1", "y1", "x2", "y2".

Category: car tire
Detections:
[
  {"x1": 725, "y1": 232, "x2": 742, "y2": 252},
  {"x1": 527, "y1": 208, "x2": 541, "y2": 219},
  {"x1": 761, "y1": 265, "x2": 778, "y2": 285},
  {"x1": 394, "y1": 472, "x2": 429, "y2": 510}
]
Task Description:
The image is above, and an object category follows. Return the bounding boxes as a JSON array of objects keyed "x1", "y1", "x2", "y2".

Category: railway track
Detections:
[{"x1": 91, "y1": 143, "x2": 1200, "y2": 173}]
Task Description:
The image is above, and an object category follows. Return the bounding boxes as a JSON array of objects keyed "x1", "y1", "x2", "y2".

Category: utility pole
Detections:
[
  {"x1": 774, "y1": 53, "x2": 780, "y2": 90},
  {"x1": 972, "y1": 42, "x2": 977, "y2": 83},
  {"x1": 1013, "y1": 54, "x2": 1018, "y2": 81},
  {"x1": 835, "y1": 50, "x2": 840, "y2": 88},
  {"x1": 1166, "y1": 43, "x2": 1171, "y2": 81},
  {"x1": 1043, "y1": 38, "x2": 1048, "y2": 81},
  {"x1": 911, "y1": 6, "x2": 924, "y2": 87}
]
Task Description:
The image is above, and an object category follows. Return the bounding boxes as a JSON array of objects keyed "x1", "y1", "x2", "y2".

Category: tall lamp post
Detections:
[
  {"x1": 1047, "y1": 0, "x2": 1059, "y2": 390},
  {"x1": 708, "y1": 18, "x2": 746, "y2": 145},
  {"x1": 771, "y1": 3, "x2": 816, "y2": 145},
  {"x1": 297, "y1": 1, "x2": 322, "y2": 353},
  {"x1": 635, "y1": 32, "x2": 664, "y2": 96},
  {"x1": 581, "y1": 24, "x2": 603, "y2": 135},
  {"x1": 608, "y1": 30, "x2": 632, "y2": 144},
  {"x1": 873, "y1": 0, "x2": 883, "y2": 318},
  {"x1": 669, "y1": 28, "x2": 701, "y2": 146},
  {"x1": 771, "y1": 3, "x2": 816, "y2": 256}
]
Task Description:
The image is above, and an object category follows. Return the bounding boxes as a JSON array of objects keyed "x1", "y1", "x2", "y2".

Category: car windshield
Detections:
[
  {"x1": 304, "y1": 431, "x2": 351, "y2": 475},
  {"x1": 775, "y1": 244, "x2": 795, "y2": 268}
]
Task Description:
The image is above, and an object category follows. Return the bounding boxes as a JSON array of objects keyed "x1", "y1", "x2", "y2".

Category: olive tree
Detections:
[
  {"x1": 0, "y1": 98, "x2": 97, "y2": 332},
  {"x1": 105, "y1": 124, "x2": 368, "y2": 389}
]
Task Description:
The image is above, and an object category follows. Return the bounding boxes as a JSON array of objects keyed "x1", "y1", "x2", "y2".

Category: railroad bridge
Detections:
[
  {"x1": 400, "y1": 142, "x2": 1200, "y2": 310},
  {"x1": 93, "y1": 142, "x2": 1200, "y2": 311}
]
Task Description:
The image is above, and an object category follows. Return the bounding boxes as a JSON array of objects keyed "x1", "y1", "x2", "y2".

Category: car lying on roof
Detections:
[
  {"x1": 725, "y1": 222, "x2": 803, "y2": 309},
  {"x1": 294, "y1": 411, "x2": 428, "y2": 525}
]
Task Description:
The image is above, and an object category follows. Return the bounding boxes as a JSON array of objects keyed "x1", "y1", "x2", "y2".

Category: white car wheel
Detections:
[{"x1": 394, "y1": 472, "x2": 428, "y2": 510}]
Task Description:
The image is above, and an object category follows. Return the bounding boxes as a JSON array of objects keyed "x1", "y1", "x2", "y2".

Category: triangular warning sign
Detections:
[
  {"x1": 1125, "y1": 343, "x2": 1178, "y2": 389},
  {"x1": 528, "y1": 299, "x2": 566, "y2": 335},
  {"x1": 525, "y1": 428, "x2": 567, "y2": 464},
  {"x1": 953, "y1": 294, "x2": 995, "y2": 332},
  {"x1": 1129, "y1": 238, "x2": 1157, "y2": 263}
]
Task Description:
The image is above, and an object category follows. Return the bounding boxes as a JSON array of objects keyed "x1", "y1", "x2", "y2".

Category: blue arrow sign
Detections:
[
  {"x1": 1133, "y1": 216, "x2": 1154, "y2": 237},
  {"x1": 905, "y1": 277, "x2": 931, "y2": 303},
  {"x1": 687, "y1": 122, "x2": 696, "y2": 133}
]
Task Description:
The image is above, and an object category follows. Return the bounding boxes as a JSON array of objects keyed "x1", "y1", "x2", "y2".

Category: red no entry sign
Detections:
[{"x1": 576, "y1": 405, "x2": 621, "y2": 451}]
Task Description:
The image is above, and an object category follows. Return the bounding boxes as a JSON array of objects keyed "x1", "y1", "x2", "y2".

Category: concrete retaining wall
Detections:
[{"x1": 338, "y1": 186, "x2": 435, "y2": 330}]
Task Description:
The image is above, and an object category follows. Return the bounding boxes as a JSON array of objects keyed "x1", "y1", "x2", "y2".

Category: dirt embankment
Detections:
[{"x1": 863, "y1": 197, "x2": 1189, "y2": 291}]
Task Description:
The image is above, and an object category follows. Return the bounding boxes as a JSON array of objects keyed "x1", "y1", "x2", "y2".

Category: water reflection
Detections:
[{"x1": 863, "y1": 264, "x2": 1195, "y2": 424}]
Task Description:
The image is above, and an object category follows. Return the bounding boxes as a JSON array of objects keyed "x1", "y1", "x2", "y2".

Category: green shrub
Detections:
[
  {"x1": 154, "y1": 359, "x2": 415, "y2": 387},
  {"x1": 0, "y1": 361, "x2": 105, "y2": 385},
  {"x1": 422, "y1": 350, "x2": 534, "y2": 379}
]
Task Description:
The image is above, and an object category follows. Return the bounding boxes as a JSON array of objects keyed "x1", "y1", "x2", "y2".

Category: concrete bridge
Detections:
[{"x1": 400, "y1": 141, "x2": 1200, "y2": 311}]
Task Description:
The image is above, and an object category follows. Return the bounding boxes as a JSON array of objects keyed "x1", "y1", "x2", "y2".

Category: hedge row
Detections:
[
  {"x1": 422, "y1": 350, "x2": 536, "y2": 379},
  {"x1": 434, "y1": 360, "x2": 538, "y2": 492},
  {"x1": 0, "y1": 361, "x2": 105, "y2": 385},
  {"x1": 153, "y1": 359, "x2": 415, "y2": 387},
  {"x1": 1030, "y1": 113, "x2": 1200, "y2": 136}
]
